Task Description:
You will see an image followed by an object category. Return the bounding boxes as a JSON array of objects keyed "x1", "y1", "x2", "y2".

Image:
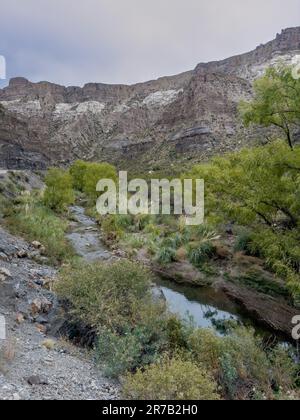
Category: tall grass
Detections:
[{"x1": 6, "y1": 195, "x2": 74, "y2": 264}]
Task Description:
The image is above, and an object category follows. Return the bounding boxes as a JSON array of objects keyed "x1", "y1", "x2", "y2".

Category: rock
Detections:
[
  {"x1": 0, "y1": 267, "x2": 11, "y2": 278},
  {"x1": 0, "y1": 29, "x2": 299, "y2": 171},
  {"x1": 31, "y1": 241, "x2": 42, "y2": 249},
  {"x1": 17, "y1": 250, "x2": 27, "y2": 259},
  {"x1": 0, "y1": 252, "x2": 8, "y2": 262},
  {"x1": 30, "y1": 298, "x2": 53, "y2": 316},
  {"x1": 35, "y1": 316, "x2": 49, "y2": 325},
  {"x1": 26, "y1": 375, "x2": 49, "y2": 386},
  {"x1": 16, "y1": 313, "x2": 25, "y2": 324},
  {"x1": 35, "y1": 324, "x2": 47, "y2": 334}
]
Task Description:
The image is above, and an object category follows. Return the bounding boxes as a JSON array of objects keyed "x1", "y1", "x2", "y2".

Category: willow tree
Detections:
[{"x1": 239, "y1": 65, "x2": 300, "y2": 149}]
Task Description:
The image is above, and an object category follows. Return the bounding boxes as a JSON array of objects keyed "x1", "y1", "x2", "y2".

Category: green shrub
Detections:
[
  {"x1": 56, "y1": 260, "x2": 153, "y2": 330},
  {"x1": 83, "y1": 162, "x2": 117, "y2": 201},
  {"x1": 97, "y1": 317, "x2": 168, "y2": 378},
  {"x1": 121, "y1": 234, "x2": 145, "y2": 250},
  {"x1": 69, "y1": 160, "x2": 89, "y2": 191},
  {"x1": 188, "y1": 242, "x2": 216, "y2": 267},
  {"x1": 234, "y1": 231, "x2": 254, "y2": 254},
  {"x1": 43, "y1": 168, "x2": 75, "y2": 213},
  {"x1": 187, "y1": 328, "x2": 223, "y2": 372},
  {"x1": 122, "y1": 357, "x2": 220, "y2": 400},
  {"x1": 185, "y1": 326, "x2": 297, "y2": 400},
  {"x1": 156, "y1": 247, "x2": 176, "y2": 265}
]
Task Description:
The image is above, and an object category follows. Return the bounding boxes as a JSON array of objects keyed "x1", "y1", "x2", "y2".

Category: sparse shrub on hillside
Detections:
[
  {"x1": 43, "y1": 168, "x2": 75, "y2": 213},
  {"x1": 122, "y1": 357, "x2": 220, "y2": 400}
]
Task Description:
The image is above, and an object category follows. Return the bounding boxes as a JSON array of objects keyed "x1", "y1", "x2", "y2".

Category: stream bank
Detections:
[{"x1": 67, "y1": 206, "x2": 299, "y2": 341}]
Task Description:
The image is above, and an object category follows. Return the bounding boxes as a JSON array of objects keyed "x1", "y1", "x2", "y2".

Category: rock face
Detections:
[{"x1": 0, "y1": 27, "x2": 300, "y2": 171}]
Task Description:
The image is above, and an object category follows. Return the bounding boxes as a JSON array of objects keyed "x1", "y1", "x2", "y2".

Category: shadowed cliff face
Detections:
[{"x1": 0, "y1": 27, "x2": 299, "y2": 171}]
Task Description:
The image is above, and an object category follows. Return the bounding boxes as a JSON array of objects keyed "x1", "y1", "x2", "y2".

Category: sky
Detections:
[{"x1": 0, "y1": 0, "x2": 299, "y2": 87}]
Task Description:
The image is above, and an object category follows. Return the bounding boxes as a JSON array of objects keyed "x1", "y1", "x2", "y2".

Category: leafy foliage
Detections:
[
  {"x1": 122, "y1": 357, "x2": 220, "y2": 400},
  {"x1": 82, "y1": 162, "x2": 117, "y2": 201},
  {"x1": 189, "y1": 141, "x2": 300, "y2": 301},
  {"x1": 43, "y1": 168, "x2": 75, "y2": 213},
  {"x1": 239, "y1": 65, "x2": 300, "y2": 149},
  {"x1": 69, "y1": 160, "x2": 89, "y2": 191}
]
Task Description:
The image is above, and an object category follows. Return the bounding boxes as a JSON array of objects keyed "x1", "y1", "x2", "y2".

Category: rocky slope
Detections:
[
  {"x1": 0, "y1": 227, "x2": 119, "y2": 400},
  {"x1": 0, "y1": 27, "x2": 300, "y2": 171}
]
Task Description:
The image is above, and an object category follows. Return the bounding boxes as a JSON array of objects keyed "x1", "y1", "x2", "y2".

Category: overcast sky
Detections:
[{"x1": 0, "y1": 0, "x2": 299, "y2": 87}]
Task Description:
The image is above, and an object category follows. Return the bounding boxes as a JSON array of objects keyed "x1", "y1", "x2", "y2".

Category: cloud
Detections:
[{"x1": 0, "y1": 0, "x2": 299, "y2": 86}]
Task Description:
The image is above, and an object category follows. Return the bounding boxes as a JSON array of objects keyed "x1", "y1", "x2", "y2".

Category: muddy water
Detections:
[{"x1": 66, "y1": 206, "x2": 252, "y2": 331}]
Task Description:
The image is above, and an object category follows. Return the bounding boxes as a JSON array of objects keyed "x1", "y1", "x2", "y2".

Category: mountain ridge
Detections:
[{"x1": 0, "y1": 27, "x2": 299, "y2": 171}]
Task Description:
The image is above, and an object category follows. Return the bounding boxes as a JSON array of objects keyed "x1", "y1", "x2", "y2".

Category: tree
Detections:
[
  {"x1": 43, "y1": 168, "x2": 75, "y2": 213},
  {"x1": 83, "y1": 162, "x2": 117, "y2": 200},
  {"x1": 189, "y1": 141, "x2": 300, "y2": 301},
  {"x1": 239, "y1": 65, "x2": 300, "y2": 149},
  {"x1": 69, "y1": 160, "x2": 89, "y2": 191}
]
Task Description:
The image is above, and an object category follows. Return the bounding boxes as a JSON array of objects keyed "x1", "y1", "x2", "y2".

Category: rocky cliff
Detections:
[{"x1": 0, "y1": 27, "x2": 299, "y2": 171}]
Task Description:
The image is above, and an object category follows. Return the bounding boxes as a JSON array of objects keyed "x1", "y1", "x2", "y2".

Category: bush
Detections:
[
  {"x1": 185, "y1": 326, "x2": 297, "y2": 400},
  {"x1": 56, "y1": 260, "x2": 153, "y2": 330},
  {"x1": 97, "y1": 314, "x2": 168, "y2": 378},
  {"x1": 56, "y1": 259, "x2": 174, "y2": 377},
  {"x1": 122, "y1": 357, "x2": 220, "y2": 400},
  {"x1": 234, "y1": 231, "x2": 254, "y2": 254},
  {"x1": 83, "y1": 162, "x2": 117, "y2": 201},
  {"x1": 43, "y1": 168, "x2": 75, "y2": 213},
  {"x1": 69, "y1": 160, "x2": 89, "y2": 191},
  {"x1": 156, "y1": 247, "x2": 176, "y2": 265},
  {"x1": 188, "y1": 141, "x2": 300, "y2": 301},
  {"x1": 188, "y1": 242, "x2": 216, "y2": 267},
  {"x1": 187, "y1": 328, "x2": 223, "y2": 372}
]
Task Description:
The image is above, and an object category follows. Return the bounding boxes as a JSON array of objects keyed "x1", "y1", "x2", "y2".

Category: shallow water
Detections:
[{"x1": 156, "y1": 277, "x2": 252, "y2": 330}]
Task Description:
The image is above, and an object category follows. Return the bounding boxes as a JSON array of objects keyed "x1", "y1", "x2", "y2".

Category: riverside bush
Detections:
[
  {"x1": 69, "y1": 160, "x2": 89, "y2": 191},
  {"x1": 122, "y1": 357, "x2": 220, "y2": 400},
  {"x1": 83, "y1": 162, "x2": 117, "y2": 201},
  {"x1": 56, "y1": 260, "x2": 174, "y2": 377},
  {"x1": 186, "y1": 326, "x2": 297, "y2": 400},
  {"x1": 43, "y1": 168, "x2": 75, "y2": 213},
  {"x1": 56, "y1": 260, "x2": 153, "y2": 330}
]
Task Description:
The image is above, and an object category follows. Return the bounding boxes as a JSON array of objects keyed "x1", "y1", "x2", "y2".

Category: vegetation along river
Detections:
[{"x1": 66, "y1": 206, "x2": 285, "y2": 338}]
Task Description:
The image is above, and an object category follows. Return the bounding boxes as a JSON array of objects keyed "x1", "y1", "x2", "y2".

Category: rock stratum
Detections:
[{"x1": 0, "y1": 27, "x2": 300, "y2": 171}]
